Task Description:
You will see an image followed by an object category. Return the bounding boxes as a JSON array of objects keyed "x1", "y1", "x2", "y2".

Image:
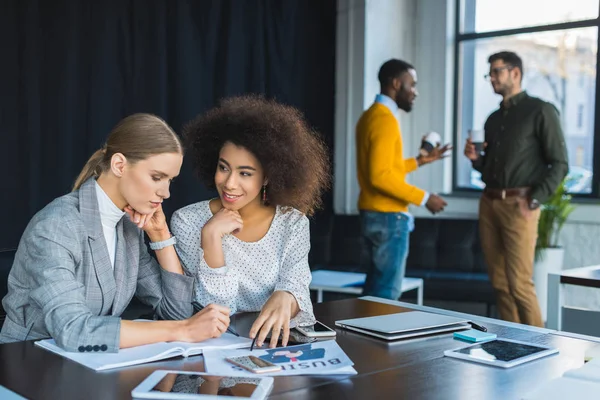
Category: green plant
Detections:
[{"x1": 535, "y1": 177, "x2": 575, "y2": 261}]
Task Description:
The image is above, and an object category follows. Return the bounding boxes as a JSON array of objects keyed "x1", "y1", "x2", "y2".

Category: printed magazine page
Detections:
[{"x1": 203, "y1": 340, "x2": 357, "y2": 377}]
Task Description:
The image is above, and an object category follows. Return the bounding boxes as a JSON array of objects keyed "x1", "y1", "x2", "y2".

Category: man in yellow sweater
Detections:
[{"x1": 357, "y1": 59, "x2": 450, "y2": 300}]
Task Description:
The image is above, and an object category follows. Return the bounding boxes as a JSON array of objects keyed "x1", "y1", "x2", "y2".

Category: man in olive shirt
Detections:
[{"x1": 464, "y1": 51, "x2": 568, "y2": 327}]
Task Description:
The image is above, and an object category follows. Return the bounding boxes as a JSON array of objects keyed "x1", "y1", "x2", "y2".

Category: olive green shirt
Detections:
[{"x1": 472, "y1": 91, "x2": 569, "y2": 204}]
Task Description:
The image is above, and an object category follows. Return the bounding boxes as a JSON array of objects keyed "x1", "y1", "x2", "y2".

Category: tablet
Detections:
[
  {"x1": 444, "y1": 338, "x2": 559, "y2": 368},
  {"x1": 131, "y1": 370, "x2": 274, "y2": 399}
]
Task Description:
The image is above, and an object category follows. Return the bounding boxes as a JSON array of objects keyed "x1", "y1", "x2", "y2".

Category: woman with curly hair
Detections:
[{"x1": 171, "y1": 95, "x2": 330, "y2": 349}]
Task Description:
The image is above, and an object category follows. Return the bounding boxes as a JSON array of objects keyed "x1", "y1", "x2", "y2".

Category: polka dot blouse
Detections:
[{"x1": 171, "y1": 200, "x2": 315, "y2": 327}]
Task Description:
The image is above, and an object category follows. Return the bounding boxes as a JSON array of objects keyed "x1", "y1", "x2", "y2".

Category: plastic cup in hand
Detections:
[
  {"x1": 469, "y1": 129, "x2": 485, "y2": 155},
  {"x1": 420, "y1": 131, "x2": 441, "y2": 156}
]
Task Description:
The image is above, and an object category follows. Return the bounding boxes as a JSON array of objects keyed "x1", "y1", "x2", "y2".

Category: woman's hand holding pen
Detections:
[
  {"x1": 249, "y1": 291, "x2": 299, "y2": 349},
  {"x1": 180, "y1": 303, "x2": 231, "y2": 342}
]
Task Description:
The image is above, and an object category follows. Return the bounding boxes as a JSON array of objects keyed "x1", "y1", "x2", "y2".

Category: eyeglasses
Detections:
[{"x1": 484, "y1": 65, "x2": 513, "y2": 80}]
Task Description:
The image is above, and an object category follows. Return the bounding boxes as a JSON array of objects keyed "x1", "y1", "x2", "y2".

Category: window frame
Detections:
[{"x1": 452, "y1": 0, "x2": 600, "y2": 199}]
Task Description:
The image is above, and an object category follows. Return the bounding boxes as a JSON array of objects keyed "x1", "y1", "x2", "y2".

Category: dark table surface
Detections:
[{"x1": 0, "y1": 298, "x2": 597, "y2": 399}]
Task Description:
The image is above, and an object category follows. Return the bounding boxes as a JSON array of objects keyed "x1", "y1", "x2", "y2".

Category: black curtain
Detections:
[{"x1": 0, "y1": 0, "x2": 336, "y2": 250}]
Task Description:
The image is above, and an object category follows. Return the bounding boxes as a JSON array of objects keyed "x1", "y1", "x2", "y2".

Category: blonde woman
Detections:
[{"x1": 0, "y1": 114, "x2": 229, "y2": 353}]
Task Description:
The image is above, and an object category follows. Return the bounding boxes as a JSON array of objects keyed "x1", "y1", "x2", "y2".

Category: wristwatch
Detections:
[
  {"x1": 528, "y1": 199, "x2": 541, "y2": 210},
  {"x1": 149, "y1": 235, "x2": 177, "y2": 250}
]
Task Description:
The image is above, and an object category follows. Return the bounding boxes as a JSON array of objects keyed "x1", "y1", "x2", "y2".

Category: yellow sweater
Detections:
[{"x1": 356, "y1": 103, "x2": 426, "y2": 212}]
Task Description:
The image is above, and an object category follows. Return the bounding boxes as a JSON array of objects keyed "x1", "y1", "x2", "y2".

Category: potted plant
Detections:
[{"x1": 534, "y1": 177, "x2": 575, "y2": 322}]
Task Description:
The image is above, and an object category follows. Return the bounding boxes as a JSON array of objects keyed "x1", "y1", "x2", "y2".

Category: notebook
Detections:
[
  {"x1": 35, "y1": 333, "x2": 252, "y2": 371},
  {"x1": 335, "y1": 311, "x2": 470, "y2": 340}
]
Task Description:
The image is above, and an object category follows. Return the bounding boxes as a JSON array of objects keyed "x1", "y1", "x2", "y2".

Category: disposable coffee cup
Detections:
[
  {"x1": 469, "y1": 129, "x2": 485, "y2": 154},
  {"x1": 420, "y1": 131, "x2": 441, "y2": 155}
]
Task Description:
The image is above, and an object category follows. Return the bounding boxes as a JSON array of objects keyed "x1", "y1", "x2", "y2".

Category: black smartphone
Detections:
[{"x1": 263, "y1": 328, "x2": 317, "y2": 346}]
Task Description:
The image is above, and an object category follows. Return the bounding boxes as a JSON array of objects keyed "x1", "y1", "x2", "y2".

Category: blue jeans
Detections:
[{"x1": 360, "y1": 211, "x2": 411, "y2": 300}]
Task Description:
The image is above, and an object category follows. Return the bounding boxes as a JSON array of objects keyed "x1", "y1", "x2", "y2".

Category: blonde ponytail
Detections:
[
  {"x1": 72, "y1": 148, "x2": 106, "y2": 191},
  {"x1": 71, "y1": 113, "x2": 182, "y2": 192}
]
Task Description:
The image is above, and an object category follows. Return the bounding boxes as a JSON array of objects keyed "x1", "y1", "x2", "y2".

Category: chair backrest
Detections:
[
  {"x1": 308, "y1": 213, "x2": 334, "y2": 267},
  {"x1": 0, "y1": 248, "x2": 16, "y2": 317},
  {"x1": 328, "y1": 215, "x2": 363, "y2": 268}
]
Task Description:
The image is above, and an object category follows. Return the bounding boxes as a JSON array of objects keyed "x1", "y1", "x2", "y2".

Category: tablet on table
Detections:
[
  {"x1": 131, "y1": 370, "x2": 274, "y2": 399},
  {"x1": 444, "y1": 338, "x2": 559, "y2": 368}
]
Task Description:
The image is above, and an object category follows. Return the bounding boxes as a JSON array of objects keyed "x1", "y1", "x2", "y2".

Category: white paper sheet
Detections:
[{"x1": 203, "y1": 340, "x2": 357, "y2": 376}]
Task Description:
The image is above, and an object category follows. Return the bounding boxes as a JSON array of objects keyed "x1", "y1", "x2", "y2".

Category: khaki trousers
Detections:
[{"x1": 479, "y1": 195, "x2": 543, "y2": 327}]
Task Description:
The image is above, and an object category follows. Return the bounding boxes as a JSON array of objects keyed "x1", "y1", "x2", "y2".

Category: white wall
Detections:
[
  {"x1": 334, "y1": 0, "x2": 600, "y2": 274},
  {"x1": 334, "y1": 0, "x2": 366, "y2": 215},
  {"x1": 363, "y1": 0, "x2": 416, "y2": 111},
  {"x1": 334, "y1": 0, "x2": 456, "y2": 215},
  {"x1": 334, "y1": 0, "x2": 418, "y2": 215}
]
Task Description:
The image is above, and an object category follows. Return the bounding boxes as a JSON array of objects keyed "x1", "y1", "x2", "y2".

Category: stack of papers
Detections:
[
  {"x1": 203, "y1": 340, "x2": 357, "y2": 376},
  {"x1": 523, "y1": 358, "x2": 600, "y2": 399}
]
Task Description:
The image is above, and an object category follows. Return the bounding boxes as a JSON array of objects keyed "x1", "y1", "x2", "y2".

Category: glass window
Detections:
[
  {"x1": 460, "y1": 0, "x2": 599, "y2": 34},
  {"x1": 455, "y1": 2, "x2": 599, "y2": 196}
]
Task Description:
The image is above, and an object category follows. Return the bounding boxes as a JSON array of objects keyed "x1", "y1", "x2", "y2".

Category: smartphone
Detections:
[
  {"x1": 262, "y1": 328, "x2": 317, "y2": 346},
  {"x1": 225, "y1": 355, "x2": 282, "y2": 374},
  {"x1": 295, "y1": 321, "x2": 336, "y2": 338},
  {"x1": 288, "y1": 328, "x2": 318, "y2": 344}
]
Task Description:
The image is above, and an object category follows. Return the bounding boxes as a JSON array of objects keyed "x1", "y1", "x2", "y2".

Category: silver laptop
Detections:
[{"x1": 335, "y1": 311, "x2": 471, "y2": 341}]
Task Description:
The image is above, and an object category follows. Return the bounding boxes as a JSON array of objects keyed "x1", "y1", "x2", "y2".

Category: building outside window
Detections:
[{"x1": 454, "y1": 0, "x2": 599, "y2": 195}]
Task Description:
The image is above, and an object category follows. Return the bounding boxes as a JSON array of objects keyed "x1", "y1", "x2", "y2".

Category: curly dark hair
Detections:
[{"x1": 184, "y1": 95, "x2": 331, "y2": 216}]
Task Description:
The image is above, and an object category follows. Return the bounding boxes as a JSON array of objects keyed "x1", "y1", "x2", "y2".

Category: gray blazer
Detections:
[{"x1": 0, "y1": 179, "x2": 194, "y2": 353}]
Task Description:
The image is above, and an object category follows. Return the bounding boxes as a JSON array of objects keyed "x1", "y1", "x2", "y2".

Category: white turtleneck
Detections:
[{"x1": 94, "y1": 181, "x2": 126, "y2": 268}]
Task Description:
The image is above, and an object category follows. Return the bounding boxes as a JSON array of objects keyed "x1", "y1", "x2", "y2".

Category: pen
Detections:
[
  {"x1": 192, "y1": 301, "x2": 240, "y2": 337},
  {"x1": 250, "y1": 336, "x2": 257, "y2": 351},
  {"x1": 469, "y1": 321, "x2": 488, "y2": 332},
  {"x1": 226, "y1": 326, "x2": 240, "y2": 337}
]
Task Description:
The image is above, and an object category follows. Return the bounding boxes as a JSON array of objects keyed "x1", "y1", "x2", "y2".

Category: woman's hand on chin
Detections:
[
  {"x1": 249, "y1": 291, "x2": 300, "y2": 348},
  {"x1": 204, "y1": 208, "x2": 244, "y2": 238},
  {"x1": 124, "y1": 204, "x2": 170, "y2": 241}
]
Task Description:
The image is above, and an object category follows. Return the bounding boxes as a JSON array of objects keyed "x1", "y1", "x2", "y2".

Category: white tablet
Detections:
[
  {"x1": 131, "y1": 370, "x2": 274, "y2": 400},
  {"x1": 444, "y1": 338, "x2": 559, "y2": 368}
]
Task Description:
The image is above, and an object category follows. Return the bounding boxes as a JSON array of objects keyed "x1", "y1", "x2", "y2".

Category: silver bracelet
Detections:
[{"x1": 149, "y1": 235, "x2": 177, "y2": 251}]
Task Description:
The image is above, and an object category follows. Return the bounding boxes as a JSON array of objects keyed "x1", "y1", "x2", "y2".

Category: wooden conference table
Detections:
[{"x1": 0, "y1": 296, "x2": 598, "y2": 399}]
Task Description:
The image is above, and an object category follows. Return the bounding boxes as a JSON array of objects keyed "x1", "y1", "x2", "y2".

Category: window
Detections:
[
  {"x1": 577, "y1": 146, "x2": 586, "y2": 167},
  {"x1": 454, "y1": 0, "x2": 600, "y2": 196}
]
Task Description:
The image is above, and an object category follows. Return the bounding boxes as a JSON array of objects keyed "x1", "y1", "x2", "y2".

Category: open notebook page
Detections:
[{"x1": 35, "y1": 333, "x2": 252, "y2": 371}]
